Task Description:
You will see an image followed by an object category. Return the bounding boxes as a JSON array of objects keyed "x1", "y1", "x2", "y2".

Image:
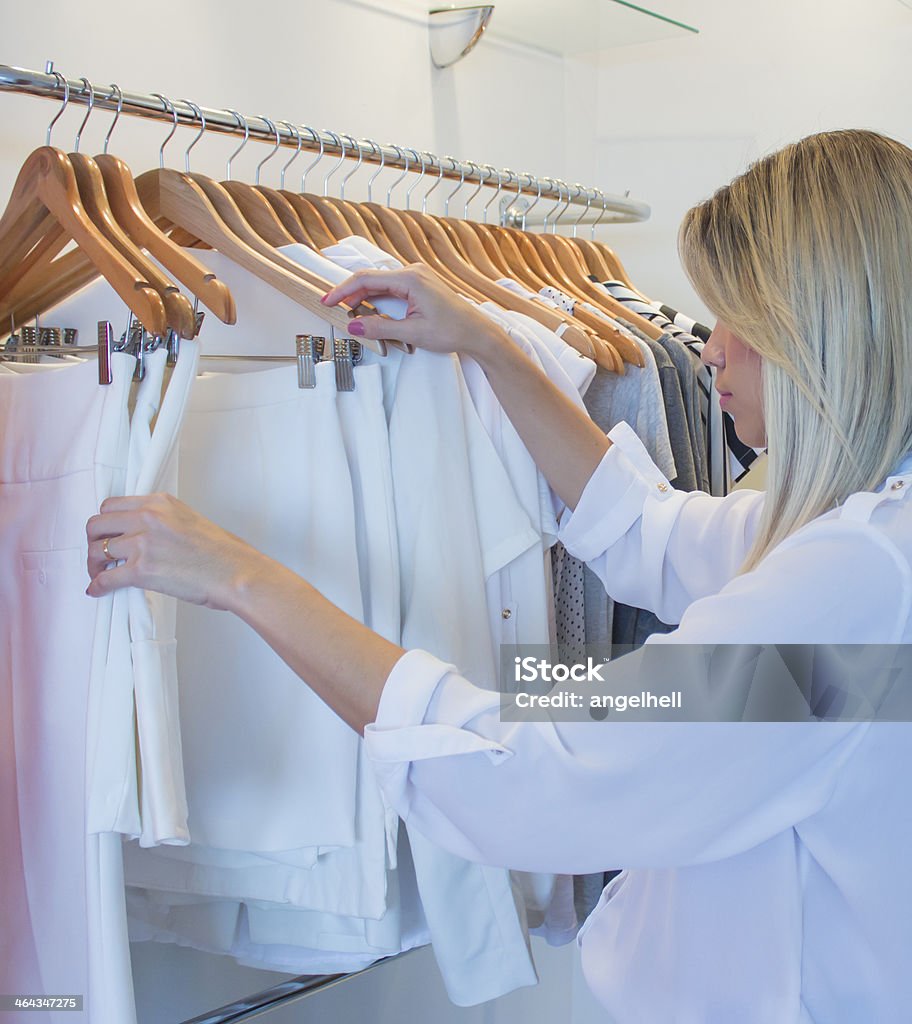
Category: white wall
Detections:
[
  {"x1": 0, "y1": 0, "x2": 572, "y2": 215},
  {"x1": 588, "y1": 0, "x2": 912, "y2": 323}
]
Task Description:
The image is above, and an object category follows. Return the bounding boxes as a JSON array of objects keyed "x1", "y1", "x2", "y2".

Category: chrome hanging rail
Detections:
[{"x1": 0, "y1": 62, "x2": 650, "y2": 225}]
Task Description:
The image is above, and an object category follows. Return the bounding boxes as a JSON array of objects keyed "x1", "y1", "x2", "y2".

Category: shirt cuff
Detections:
[
  {"x1": 365, "y1": 650, "x2": 513, "y2": 820},
  {"x1": 558, "y1": 420, "x2": 674, "y2": 563}
]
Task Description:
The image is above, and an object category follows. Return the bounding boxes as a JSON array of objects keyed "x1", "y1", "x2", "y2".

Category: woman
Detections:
[{"x1": 86, "y1": 130, "x2": 912, "y2": 1021}]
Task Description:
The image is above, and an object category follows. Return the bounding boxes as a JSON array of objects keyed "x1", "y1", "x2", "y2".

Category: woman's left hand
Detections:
[{"x1": 85, "y1": 494, "x2": 260, "y2": 610}]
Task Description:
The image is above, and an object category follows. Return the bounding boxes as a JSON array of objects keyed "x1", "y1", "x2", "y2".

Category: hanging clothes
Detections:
[{"x1": 1, "y1": 352, "x2": 136, "y2": 1024}]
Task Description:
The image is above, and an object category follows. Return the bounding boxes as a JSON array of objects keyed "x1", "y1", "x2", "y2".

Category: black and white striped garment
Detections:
[{"x1": 659, "y1": 303, "x2": 711, "y2": 343}]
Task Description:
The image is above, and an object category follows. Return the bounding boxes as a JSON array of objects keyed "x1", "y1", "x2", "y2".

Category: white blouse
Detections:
[{"x1": 364, "y1": 422, "x2": 912, "y2": 1023}]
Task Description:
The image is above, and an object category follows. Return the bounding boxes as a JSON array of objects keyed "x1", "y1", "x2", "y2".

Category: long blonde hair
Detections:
[{"x1": 679, "y1": 129, "x2": 912, "y2": 573}]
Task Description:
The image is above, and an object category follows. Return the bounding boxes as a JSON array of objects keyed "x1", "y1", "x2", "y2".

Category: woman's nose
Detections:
[{"x1": 701, "y1": 335, "x2": 725, "y2": 369}]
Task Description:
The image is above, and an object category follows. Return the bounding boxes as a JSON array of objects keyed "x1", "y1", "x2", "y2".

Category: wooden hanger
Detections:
[
  {"x1": 335, "y1": 142, "x2": 429, "y2": 260},
  {"x1": 235, "y1": 121, "x2": 335, "y2": 247},
  {"x1": 564, "y1": 189, "x2": 639, "y2": 289},
  {"x1": 3, "y1": 84, "x2": 229, "y2": 337},
  {"x1": 241, "y1": 120, "x2": 318, "y2": 247},
  {"x1": 403, "y1": 206, "x2": 617, "y2": 366},
  {"x1": 0, "y1": 147, "x2": 166, "y2": 337},
  {"x1": 96, "y1": 150, "x2": 236, "y2": 323},
  {"x1": 364, "y1": 157, "x2": 615, "y2": 366},
  {"x1": 70, "y1": 152, "x2": 196, "y2": 337},
  {"x1": 215, "y1": 113, "x2": 311, "y2": 253},
  {"x1": 492, "y1": 223, "x2": 635, "y2": 365},
  {"x1": 277, "y1": 192, "x2": 337, "y2": 249},
  {"x1": 502, "y1": 182, "x2": 655, "y2": 349},
  {"x1": 9, "y1": 86, "x2": 233, "y2": 332},
  {"x1": 532, "y1": 231, "x2": 660, "y2": 348},
  {"x1": 317, "y1": 135, "x2": 399, "y2": 249},
  {"x1": 135, "y1": 166, "x2": 383, "y2": 351},
  {"x1": 146, "y1": 105, "x2": 356, "y2": 304},
  {"x1": 571, "y1": 236, "x2": 616, "y2": 282}
]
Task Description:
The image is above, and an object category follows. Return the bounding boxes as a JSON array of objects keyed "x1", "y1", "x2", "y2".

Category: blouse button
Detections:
[
  {"x1": 891, "y1": 480, "x2": 906, "y2": 491},
  {"x1": 656, "y1": 482, "x2": 669, "y2": 493},
  {"x1": 502, "y1": 608, "x2": 512, "y2": 620}
]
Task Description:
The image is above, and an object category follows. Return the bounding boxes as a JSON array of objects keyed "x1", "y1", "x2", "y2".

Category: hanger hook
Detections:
[
  {"x1": 181, "y1": 99, "x2": 206, "y2": 172},
  {"x1": 299, "y1": 126, "x2": 324, "y2": 193},
  {"x1": 572, "y1": 183, "x2": 592, "y2": 237},
  {"x1": 481, "y1": 164, "x2": 502, "y2": 225},
  {"x1": 224, "y1": 109, "x2": 249, "y2": 181},
  {"x1": 555, "y1": 180, "x2": 576, "y2": 231},
  {"x1": 422, "y1": 153, "x2": 447, "y2": 213},
  {"x1": 463, "y1": 161, "x2": 487, "y2": 220},
  {"x1": 591, "y1": 189, "x2": 609, "y2": 240},
  {"x1": 551, "y1": 180, "x2": 569, "y2": 232},
  {"x1": 73, "y1": 77, "x2": 95, "y2": 153},
  {"x1": 339, "y1": 134, "x2": 364, "y2": 201},
  {"x1": 102, "y1": 83, "x2": 123, "y2": 154},
  {"x1": 404, "y1": 148, "x2": 426, "y2": 211},
  {"x1": 321, "y1": 130, "x2": 347, "y2": 197},
  {"x1": 364, "y1": 139, "x2": 385, "y2": 203},
  {"x1": 152, "y1": 94, "x2": 179, "y2": 169},
  {"x1": 541, "y1": 177, "x2": 563, "y2": 233},
  {"x1": 499, "y1": 168, "x2": 523, "y2": 227},
  {"x1": 519, "y1": 175, "x2": 540, "y2": 233},
  {"x1": 254, "y1": 115, "x2": 282, "y2": 185},
  {"x1": 46, "y1": 70, "x2": 70, "y2": 147},
  {"x1": 279, "y1": 121, "x2": 303, "y2": 189},
  {"x1": 386, "y1": 145, "x2": 411, "y2": 207},
  {"x1": 443, "y1": 158, "x2": 467, "y2": 217}
]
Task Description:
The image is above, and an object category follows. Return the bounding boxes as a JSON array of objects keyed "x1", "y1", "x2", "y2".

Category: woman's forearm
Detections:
[
  {"x1": 224, "y1": 549, "x2": 404, "y2": 735},
  {"x1": 86, "y1": 496, "x2": 404, "y2": 734}
]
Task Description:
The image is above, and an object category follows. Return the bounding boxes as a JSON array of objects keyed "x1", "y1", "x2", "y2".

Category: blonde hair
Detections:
[{"x1": 679, "y1": 129, "x2": 912, "y2": 573}]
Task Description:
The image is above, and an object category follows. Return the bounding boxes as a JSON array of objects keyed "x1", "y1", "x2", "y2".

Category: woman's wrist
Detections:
[
  {"x1": 216, "y1": 545, "x2": 284, "y2": 616},
  {"x1": 460, "y1": 317, "x2": 517, "y2": 372}
]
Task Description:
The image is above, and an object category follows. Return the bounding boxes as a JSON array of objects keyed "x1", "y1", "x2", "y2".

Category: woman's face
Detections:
[{"x1": 702, "y1": 322, "x2": 766, "y2": 448}]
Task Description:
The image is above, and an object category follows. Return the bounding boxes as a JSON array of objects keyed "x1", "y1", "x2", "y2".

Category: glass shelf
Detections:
[{"x1": 471, "y1": 0, "x2": 699, "y2": 56}]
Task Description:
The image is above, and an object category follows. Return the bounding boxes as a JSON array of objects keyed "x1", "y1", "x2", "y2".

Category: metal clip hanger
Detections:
[
  {"x1": 296, "y1": 334, "x2": 325, "y2": 389},
  {"x1": 331, "y1": 326, "x2": 362, "y2": 393}
]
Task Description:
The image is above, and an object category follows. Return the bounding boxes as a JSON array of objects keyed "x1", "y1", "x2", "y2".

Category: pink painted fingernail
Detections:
[
  {"x1": 348, "y1": 320, "x2": 365, "y2": 336},
  {"x1": 320, "y1": 293, "x2": 329, "y2": 304}
]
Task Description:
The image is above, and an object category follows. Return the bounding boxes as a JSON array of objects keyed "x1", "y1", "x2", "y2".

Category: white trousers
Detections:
[{"x1": 0, "y1": 354, "x2": 134, "y2": 1024}]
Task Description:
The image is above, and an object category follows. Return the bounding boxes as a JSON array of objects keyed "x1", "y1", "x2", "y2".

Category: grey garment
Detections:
[
  {"x1": 573, "y1": 869, "x2": 622, "y2": 928},
  {"x1": 584, "y1": 563, "x2": 614, "y2": 681},
  {"x1": 656, "y1": 335, "x2": 710, "y2": 494},
  {"x1": 618, "y1": 320, "x2": 709, "y2": 494},
  {"x1": 610, "y1": 338, "x2": 688, "y2": 650},
  {"x1": 641, "y1": 336, "x2": 697, "y2": 493},
  {"x1": 582, "y1": 358, "x2": 675, "y2": 480}
]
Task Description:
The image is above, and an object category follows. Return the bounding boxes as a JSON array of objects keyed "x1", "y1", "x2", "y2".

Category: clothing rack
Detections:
[
  {"x1": 0, "y1": 58, "x2": 651, "y2": 1024},
  {"x1": 179, "y1": 950, "x2": 418, "y2": 1024},
  {"x1": 0, "y1": 62, "x2": 651, "y2": 226}
]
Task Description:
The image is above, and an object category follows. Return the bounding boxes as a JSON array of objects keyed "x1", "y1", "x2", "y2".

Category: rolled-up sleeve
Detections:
[
  {"x1": 364, "y1": 647, "x2": 868, "y2": 875},
  {"x1": 364, "y1": 521, "x2": 911, "y2": 875},
  {"x1": 558, "y1": 421, "x2": 766, "y2": 623}
]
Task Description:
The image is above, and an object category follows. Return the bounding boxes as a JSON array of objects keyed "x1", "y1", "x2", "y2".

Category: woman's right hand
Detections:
[{"x1": 321, "y1": 264, "x2": 506, "y2": 359}]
